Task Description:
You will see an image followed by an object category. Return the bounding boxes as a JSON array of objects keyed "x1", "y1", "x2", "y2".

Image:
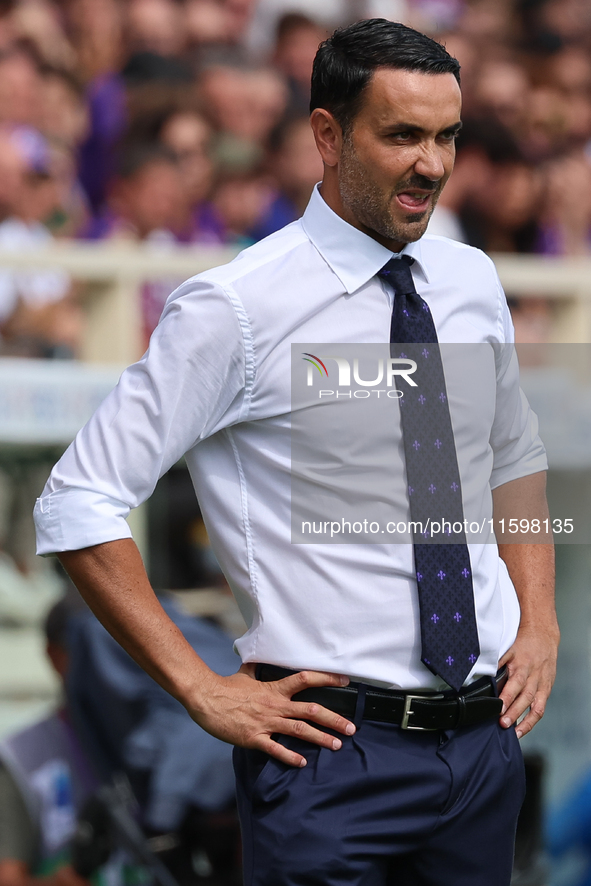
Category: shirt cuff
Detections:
[
  {"x1": 34, "y1": 488, "x2": 133, "y2": 555},
  {"x1": 490, "y1": 447, "x2": 548, "y2": 490}
]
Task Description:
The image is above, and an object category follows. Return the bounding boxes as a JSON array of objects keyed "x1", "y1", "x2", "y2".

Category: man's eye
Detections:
[
  {"x1": 392, "y1": 131, "x2": 411, "y2": 140},
  {"x1": 441, "y1": 131, "x2": 460, "y2": 141}
]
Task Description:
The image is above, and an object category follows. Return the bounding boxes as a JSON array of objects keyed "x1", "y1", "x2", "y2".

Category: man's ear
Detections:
[{"x1": 310, "y1": 108, "x2": 344, "y2": 168}]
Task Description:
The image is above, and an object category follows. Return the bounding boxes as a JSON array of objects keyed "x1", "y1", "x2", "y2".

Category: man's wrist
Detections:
[
  {"x1": 516, "y1": 611, "x2": 559, "y2": 637},
  {"x1": 175, "y1": 664, "x2": 223, "y2": 719}
]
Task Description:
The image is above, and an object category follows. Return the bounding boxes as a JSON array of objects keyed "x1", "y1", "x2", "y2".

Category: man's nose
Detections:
[{"x1": 413, "y1": 143, "x2": 446, "y2": 182}]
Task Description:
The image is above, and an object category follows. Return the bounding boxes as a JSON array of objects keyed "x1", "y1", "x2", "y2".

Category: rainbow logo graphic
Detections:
[{"x1": 302, "y1": 352, "x2": 329, "y2": 377}]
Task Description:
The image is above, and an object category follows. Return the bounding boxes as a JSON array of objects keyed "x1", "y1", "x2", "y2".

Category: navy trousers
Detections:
[{"x1": 233, "y1": 691, "x2": 525, "y2": 886}]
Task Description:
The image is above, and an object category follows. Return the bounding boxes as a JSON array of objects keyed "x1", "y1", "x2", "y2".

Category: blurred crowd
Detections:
[{"x1": 0, "y1": 0, "x2": 589, "y2": 356}]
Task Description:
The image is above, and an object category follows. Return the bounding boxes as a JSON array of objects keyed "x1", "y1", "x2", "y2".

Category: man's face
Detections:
[{"x1": 337, "y1": 68, "x2": 462, "y2": 249}]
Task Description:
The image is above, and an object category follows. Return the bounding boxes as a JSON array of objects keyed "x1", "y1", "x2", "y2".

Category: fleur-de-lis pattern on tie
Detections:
[{"x1": 378, "y1": 255, "x2": 480, "y2": 691}]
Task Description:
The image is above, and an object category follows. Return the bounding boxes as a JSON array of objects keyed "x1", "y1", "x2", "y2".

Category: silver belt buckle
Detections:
[{"x1": 401, "y1": 694, "x2": 440, "y2": 731}]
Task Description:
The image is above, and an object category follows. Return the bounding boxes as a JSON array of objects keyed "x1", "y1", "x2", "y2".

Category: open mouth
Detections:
[{"x1": 395, "y1": 191, "x2": 434, "y2": 213}]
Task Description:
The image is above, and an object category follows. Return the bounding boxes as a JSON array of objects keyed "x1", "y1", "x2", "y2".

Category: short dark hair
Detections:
[{"x1": 310, "y1": 18, "x2": 460, "y2": 133}]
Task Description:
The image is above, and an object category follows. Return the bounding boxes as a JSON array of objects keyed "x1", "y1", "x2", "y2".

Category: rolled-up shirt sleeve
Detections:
[
  {"x1": 34, "y1": 276, "x2": 249, "y2": 555},
  {"x1": 489, "y1": 283, "x2": 548, "y2": 489}
]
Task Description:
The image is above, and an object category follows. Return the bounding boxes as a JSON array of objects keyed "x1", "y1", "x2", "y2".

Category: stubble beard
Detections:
[{"x1": 339, "y1": 132, "x2": 440, "y2": 246}]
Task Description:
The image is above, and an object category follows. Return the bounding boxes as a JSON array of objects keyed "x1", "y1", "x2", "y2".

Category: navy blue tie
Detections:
[{"x1": 378, "y1": 256, "x2": 480, "y2": 691}]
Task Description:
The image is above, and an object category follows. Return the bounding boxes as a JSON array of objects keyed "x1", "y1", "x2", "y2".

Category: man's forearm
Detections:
[
  {"x1": 492, "y1": 472, "x2": 559, "y2": 736},
  {"x1": 58, "y1": 538, "x2": 356, "y2": 767},
  {"x1": 497, "y1": 542, "x2": 556, "y2": 633},
  {"x1": 58, "y1": 539, "x2": 213, "y2": 707},
  {"x1": 497, "y1": 540, "x2": 558, "y2": 736},
  {"x1": 494, "y1": 470, "x2": 557, "y2": 636}
]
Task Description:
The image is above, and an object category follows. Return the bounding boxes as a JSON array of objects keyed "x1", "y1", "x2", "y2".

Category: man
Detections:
[
  {"x1": 0, "y1": 594, "x2": 239, "y2": 886},
  {"x1": 0, "y1": 598, "x2": 95, "y2": 886},
  {"x1": 0, "y1": 125, "x2": 81, "y2": 358},
  {"x1": 34, "y1": 19, "x2": 559, "y2": 886}
]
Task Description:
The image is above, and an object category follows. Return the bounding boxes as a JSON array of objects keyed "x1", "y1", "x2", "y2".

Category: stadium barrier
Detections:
[{"x1": 0, "y1": 245, "x2": 589, "y2": 364}]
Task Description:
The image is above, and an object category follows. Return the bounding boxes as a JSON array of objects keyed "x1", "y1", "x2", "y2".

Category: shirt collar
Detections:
[{"x1": 301, "y1": 184, "x2": 431, "y2": 295}]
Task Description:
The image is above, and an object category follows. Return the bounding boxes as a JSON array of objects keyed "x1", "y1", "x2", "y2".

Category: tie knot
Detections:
[{"x1": 377, "y1": 255, "x2": 416, "y2": 295}]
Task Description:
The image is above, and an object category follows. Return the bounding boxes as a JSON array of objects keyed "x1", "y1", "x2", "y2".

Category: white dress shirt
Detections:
[{"x1": 34, "y1": 186, "x2": 547, "y2": 690}]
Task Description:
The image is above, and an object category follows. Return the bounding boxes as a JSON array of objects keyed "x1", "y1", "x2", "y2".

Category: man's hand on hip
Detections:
[
  {"x1": 189, "y1": 665, "x2": 356, "y2": 768},
  {"x1": 494, "y1": 476, "x2": 558, "y2": 740},
  {"x1": 498, "y1": 622, "x2": 559, "y2": 739},
  {"x1": 58, "y1": 541, "x2": 356, "y2": 770}
]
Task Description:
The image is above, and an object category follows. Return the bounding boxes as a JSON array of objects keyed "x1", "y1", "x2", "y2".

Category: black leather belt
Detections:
[{"x1": 257, "y1": 665, "x2": 507, "y2": 731}]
